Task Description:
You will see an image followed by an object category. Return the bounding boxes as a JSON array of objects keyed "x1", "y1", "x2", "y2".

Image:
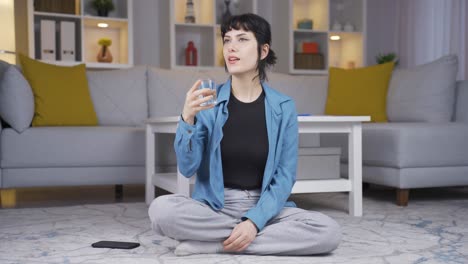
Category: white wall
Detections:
[
  {"x1": 133, "y1": 0, "x2": 161, "y2": 66},
  {"x1": 256, "y1": 1, "x2": 272, "y2": 24},
  {"x1": 365, "y1": 0, "x2": 398, "y2": 66}
]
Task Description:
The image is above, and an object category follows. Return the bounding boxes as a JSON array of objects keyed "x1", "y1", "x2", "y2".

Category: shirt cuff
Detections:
[{"x1": 179, "y1": 115, "x2": 197, "y2": 133}]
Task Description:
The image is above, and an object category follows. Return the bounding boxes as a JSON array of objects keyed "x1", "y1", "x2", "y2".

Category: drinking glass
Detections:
[{"x1": 199, "y1": 79, "x2": 217, "y2": 106}]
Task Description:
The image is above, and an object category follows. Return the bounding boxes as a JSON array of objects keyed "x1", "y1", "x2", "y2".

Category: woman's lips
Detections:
[{"x1": 227, "y1": 56, "x2": 240, "y2": 64}]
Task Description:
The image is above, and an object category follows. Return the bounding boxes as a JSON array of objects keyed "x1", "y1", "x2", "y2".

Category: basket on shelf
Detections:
[
  {"x1": 294, "y1": 53, "x2": 324, "y2": 70},
  {"x1": 34, "y1": 0, "x2": 77, "y2": 14}
]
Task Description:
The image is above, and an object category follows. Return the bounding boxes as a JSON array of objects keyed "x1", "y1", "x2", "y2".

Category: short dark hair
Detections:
[{"x1": 221, "y1": 13, "x2": 277, "y2": 82}]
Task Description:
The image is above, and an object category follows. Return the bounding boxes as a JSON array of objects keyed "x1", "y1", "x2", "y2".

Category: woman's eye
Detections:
[
  {"x1": 239, "y1": 38, "x2": 248, "y2": 42},
  {"x1": 223, "y1": 39, "x2": 230, "y2": 44}
]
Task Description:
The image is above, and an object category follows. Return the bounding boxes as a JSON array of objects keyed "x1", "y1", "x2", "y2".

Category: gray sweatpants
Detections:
[{"x1": 148, "y1": 188, "x2": 341, "y2": 256}]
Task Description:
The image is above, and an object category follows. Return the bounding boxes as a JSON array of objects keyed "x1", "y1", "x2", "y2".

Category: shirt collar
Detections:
[{"x1": 216, "y1": 77, "x2": 290, "y2": 115}]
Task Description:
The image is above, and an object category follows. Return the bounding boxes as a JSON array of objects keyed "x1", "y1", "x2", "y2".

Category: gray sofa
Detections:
[
  {"x1": 321, "y1": 55, "x2": 468, "y2": 206},
  {"x1": 0, "y1": 54, "x2": 466, "y2": 208},
  {"x1": 0, "y1": 62, "x2": 324, "y2": 208}
]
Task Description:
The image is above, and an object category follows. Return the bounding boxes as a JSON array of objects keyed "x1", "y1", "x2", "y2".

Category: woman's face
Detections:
[{"x1": 223, "y1": 29, "x2": 263, "y2": 76}]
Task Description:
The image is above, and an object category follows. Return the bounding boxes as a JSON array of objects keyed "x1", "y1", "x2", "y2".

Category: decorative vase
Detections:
[
  {"x1": 185, "y1": 41, "x2": 198, "y2": 66},
  {"x1": 97, "y1": 45, "x2": 113, "y2": 63},
  {"x1": 185, "y1": 0, "x2": 195, "y2": 23},
  {"x1": 332, "y1": 20, "x2": 342, "y2": 31},
  {"x1": 97, "y1": 9, "x2": 109, "y2": 17},
  {"x1": 347, "y1": 61, "x2": 356, "y2": 69},
  {"x1": 344, "y1": 22, "x2": 354, "y2": 32}
]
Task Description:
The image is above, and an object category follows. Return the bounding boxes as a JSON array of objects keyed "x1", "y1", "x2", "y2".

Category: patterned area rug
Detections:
[{"x1": 1, "y1": 188, "x2": 467, "y2": 264}]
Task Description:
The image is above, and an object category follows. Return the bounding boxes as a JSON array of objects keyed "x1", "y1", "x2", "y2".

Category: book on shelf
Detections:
[
  {"x1": 40, "y1": 19, "x2": 56, "y2": 60},
  {"x1": 60, "y1": 21, "x2": 76, "y2": 61}
]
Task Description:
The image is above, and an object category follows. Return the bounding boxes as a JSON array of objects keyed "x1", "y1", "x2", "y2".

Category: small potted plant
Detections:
[
  {"x1": 97, "y1": 38, "x2": 113, "y2": 63},
  {"x1": 376, "y1": 52, "x2": 399, "y2": 66},
  {"x1": 92, "y1": 0, "x2": 115, "y2": 17}
]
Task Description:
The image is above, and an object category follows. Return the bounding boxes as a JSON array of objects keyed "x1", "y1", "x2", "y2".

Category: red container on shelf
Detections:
[
  {"x1": 303, "y1": 42, "x2": 319, "y2": 54},
  {"x1": 185, "y1": 41, "x2": 198, "y2": 66}
]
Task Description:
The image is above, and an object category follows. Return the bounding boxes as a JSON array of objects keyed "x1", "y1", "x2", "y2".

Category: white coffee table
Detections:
[{"x1": 145, "y1": 115, "x2": 370, "y2": 216}]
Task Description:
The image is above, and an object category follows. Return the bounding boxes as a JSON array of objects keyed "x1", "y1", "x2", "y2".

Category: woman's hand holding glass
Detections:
[{"x1": 182, "y1": 79, "x2": 217, "y2": 125}]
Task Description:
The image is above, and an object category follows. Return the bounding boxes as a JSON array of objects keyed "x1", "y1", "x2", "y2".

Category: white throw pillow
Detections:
[
  {"x1": 0, "y1": 63, "x2": 34, "y2": 133},
  {"x1": 86, "y1": 66, "x2": 148, "y2": 126},
  {"x1": 386, "y1": 54, "x2": 458, "y2": 122}
]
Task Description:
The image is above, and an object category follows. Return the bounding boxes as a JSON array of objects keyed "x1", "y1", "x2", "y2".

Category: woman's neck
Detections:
[{"x1": 231, "y1": 74, "x2": 263, "y2": 103}]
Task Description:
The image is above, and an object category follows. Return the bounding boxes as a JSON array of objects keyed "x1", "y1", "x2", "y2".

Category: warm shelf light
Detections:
[
  {"x1": 0, "y1": 50, "x2": 15, "y2": 54},
  {"x1": 330, "y1": 35, "x2": 341, "y2": 41},
  {"x1": 97, "y1": 23, "x2": 109, "y2": 28}
]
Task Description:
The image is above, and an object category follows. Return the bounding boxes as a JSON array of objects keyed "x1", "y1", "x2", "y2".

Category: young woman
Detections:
[{"x1": 148, "y1": 13, "x2": 341, "y2": 256}]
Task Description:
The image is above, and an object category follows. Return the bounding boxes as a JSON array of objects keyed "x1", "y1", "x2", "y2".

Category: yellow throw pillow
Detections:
[
  {"x1": 325, "y1": 62, "x2": 395, "y2": 122},
  {"x1": 19, "y1": 54, "x2": 98, "y2": 126}
]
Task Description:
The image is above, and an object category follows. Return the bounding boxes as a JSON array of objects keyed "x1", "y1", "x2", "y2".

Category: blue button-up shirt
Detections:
[{"x1": 174, "y1": 78, "x2": 298, "y2": 231}]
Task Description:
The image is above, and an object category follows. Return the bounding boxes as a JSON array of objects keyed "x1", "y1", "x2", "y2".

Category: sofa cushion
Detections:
[
  {"x1": 0, "y1": 63, "x2": 34, "y2": 133},
  {"x1": 148, "y1": 67, "x2": 328, "y2": 119},
  {"x1": 267, "y1": 72, "x2": 327, "y2": 148},
  {"x1": 267, "y1": 72, "x2": 328, "y2": 115},
  {"x1": 147, "y1": 67, "x2": 228, "y2": 118},
  {"x1": 454, "y1": 80, "x2": 468, "y2": 123},
  {"x1": 387, "y1": 54, "x2": 458, "y2": 122},
  {"x1": 325, "y1": 62, "x2": 395, "y2": 122},
  {"x1": 0, "y1": 126, "x2": 176, "y2": 169},
  {"x1": 147, "y1": 67, "x2": 324, "y2": 147},
  {"x1": 1, "y1": 126, "x2": 142, "y2": 168},
  {"x1": 87, "y1": 66, "x2": 148, "y2": 126},
  {"x1": 18, "y1": 54, "x2": 98, "y2": 126},
  {"x1": 321, "y1": 122, "x2": 468, "y2": 168}
]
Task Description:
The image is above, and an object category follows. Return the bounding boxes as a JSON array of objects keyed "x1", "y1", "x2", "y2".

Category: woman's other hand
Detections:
[
  {"x1": 223, "y1": 219, "x2": 258, "y2": 252},
  {"x1": 182, "y1": 80, "x2": 217, "y2": 125}
]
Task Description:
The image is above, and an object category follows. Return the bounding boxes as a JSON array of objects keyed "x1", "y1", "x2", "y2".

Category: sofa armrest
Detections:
[
  {"x1": 321, "y1": 122, "x2": 468, "y2": 168},
  {"x1": 454, "y1": 80, "x2": 468, "y2": 123}
]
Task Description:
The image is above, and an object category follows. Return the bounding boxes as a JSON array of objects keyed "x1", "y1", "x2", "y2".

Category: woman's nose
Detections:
[{"x1": 226, "y1": 42, "x2": 237, "y2": 52}]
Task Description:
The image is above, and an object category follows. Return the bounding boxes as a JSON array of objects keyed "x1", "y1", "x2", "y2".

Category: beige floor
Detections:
[
  {"x1": 4, "y1": 184, "x2": 468, "y2": 209},
  {"x1": 2, "y1": 184, "x2": 150, "y2": 208}
]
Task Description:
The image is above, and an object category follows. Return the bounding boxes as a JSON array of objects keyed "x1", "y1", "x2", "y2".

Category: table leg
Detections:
[
  {"x1": 177, "y1": 168, "x2": 191, "y2": 197},
  {"x1": 348, "y1": 123, "x2": 363, "y2": 216},
  {"x1": 146, "y1": 124, "x2": 156, "y2": 205}
]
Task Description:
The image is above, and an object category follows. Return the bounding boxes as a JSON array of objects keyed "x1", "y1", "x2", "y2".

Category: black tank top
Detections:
[{"x1": 221, "y1": 90, "x2": 268, "y2": 190}]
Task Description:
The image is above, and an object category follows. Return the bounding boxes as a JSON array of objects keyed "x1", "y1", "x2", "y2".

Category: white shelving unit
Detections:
[
  {"x1": 159, "y1": 0, "x2": 258, "y2": 70},
  {"x1": 27, "y1": 0, "x2": 133, "y2": 69},
  {"x1": 272, "y1": 0, "x2": 367, "y2": 75}
]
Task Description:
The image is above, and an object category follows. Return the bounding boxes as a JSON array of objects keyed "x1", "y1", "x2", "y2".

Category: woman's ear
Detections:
[{"x1": 260, "y1": 44, "x2": 270, "y2": 60}]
